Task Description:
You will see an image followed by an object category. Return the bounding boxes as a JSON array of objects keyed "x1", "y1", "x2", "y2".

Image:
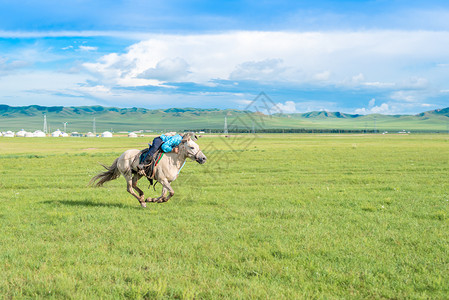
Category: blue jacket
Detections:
[{"x1": 160, "y1": 134, "x2": 183, "y2": 152}]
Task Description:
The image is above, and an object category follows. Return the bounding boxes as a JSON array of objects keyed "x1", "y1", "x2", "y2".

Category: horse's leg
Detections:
[
  {"x1": 125, "y1": 174, "x2": 146, "y2": 208},
  {"x1": 145, "y1": 184, "x2": 164, "y2": 203},
  {"x1": 132, "y1": 174, "x2": 144, "y2": 199},
  {"x1": 157, "y1": 179, "x2": 174, "y2": 203},
  {"x1": 150, "y1": 185, "x2": 167, "y2": 203}
]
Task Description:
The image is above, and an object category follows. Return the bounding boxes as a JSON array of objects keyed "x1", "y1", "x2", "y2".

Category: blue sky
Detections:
[{"x1": 0, "y1": 0, "x2": 448, "y2": 114}]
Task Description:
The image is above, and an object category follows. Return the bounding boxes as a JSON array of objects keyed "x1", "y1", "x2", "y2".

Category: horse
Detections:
[{"x1": 89, "y1": 133, "x2": 207, "y2": 207}]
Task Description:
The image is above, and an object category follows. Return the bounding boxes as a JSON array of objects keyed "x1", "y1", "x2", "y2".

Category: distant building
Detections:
[
  {"x1": 33, "y1": 130, "x2": 46, "y2": 137},
  {"x1": 3, "y1": 131, "x2": 15, "y2": 137},
  {"x1": 128, "y1": 132, "x2": 138, "y2": 138},
  {"x1": 71, "y1": 132, "x2": 83, "y2": 137},
  {"x1": 16, "y1": 129, "x2": 27, "y2": 137},
  {"x1": 102, "y1": 131, "x2": 113, "y2": 138},
  {"x1": 52, "y1": 129, "x2": 62, "y2": 137}
]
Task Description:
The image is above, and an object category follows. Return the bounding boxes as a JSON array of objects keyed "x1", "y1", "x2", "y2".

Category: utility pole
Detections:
[
  {"x1": 43, "y1": 114, "x2": 48, "y2": 134},
  {"x1": 93, "y1": 118, "x2": 96, "y2": 135},
  {"x1": 63, "y1": 122, "x2": 68, "y2": 133},
  {"x1": 224, "y1": 116, "x2": 228, "y2": 134}
]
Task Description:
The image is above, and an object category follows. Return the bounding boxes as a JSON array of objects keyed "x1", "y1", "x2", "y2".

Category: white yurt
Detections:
[
  {"x1": 128, "y1": 132, "x2": 138, "y2": 138},
  {"x1": 101, "y1": 131, "x2": 113, "y2": 138},
  {"x1": 51, "y1": 129, "x2": 63, "y2": 137},
  {"x1": 16, "y1": 129, "x2": 27, "y2": 137},
  {"x1": 33, "y1": 130, "x2": 46, "y2": 137},
  {"x1": 4, "y1": 131, "x2": 15, "y2": 137},
  {"x1": 86, "y1": 132, "x2": 95, "y2": 137},
  {"x1": 24, "y1": 132, "x2": 34, "y2": 137},
  {"x1": 60, "y1": 132, "x2": 69, "y2": 137}
]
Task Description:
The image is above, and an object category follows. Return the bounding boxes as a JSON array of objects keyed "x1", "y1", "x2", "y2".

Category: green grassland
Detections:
[
  {"x1": 1, "y1": 105, "x2": 449, "y2": 132},
  {"x1": 0, "y1": 134, "x2": 449, "y2": 298}
]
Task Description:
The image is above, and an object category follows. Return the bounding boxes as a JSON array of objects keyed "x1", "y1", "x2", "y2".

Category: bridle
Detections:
[
  {"x1": 192, "y1": 149, "x2": 202, "y2": 161},
  {"x1": 180, "y1": 142, "x2": 202, "y2": 161}
]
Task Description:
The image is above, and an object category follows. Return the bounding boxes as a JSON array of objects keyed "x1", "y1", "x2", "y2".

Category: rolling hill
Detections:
[{"x1": 0, "y1": 104, "x2": 448, "y2": 133}]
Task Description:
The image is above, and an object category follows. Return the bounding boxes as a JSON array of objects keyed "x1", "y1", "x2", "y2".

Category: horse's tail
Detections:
[{"x1": 89, "y1": 158, "x2": 121, "y2": 187}]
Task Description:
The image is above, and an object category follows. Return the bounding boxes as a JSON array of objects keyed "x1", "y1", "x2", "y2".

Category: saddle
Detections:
[{"x1": 137, "y1": 148, "x2": 164, "y2": 186}]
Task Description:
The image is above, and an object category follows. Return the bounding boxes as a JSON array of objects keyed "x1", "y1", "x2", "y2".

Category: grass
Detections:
[{"x1": 0, "y1": 134, "x2": 448, "y2": 298}]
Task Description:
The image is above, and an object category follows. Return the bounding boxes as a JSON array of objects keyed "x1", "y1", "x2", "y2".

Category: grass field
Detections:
[{"x1": 0, "y1": 134, "x2": 448, "y2": 298}]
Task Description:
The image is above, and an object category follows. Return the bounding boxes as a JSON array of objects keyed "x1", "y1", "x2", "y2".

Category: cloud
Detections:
[
  {"x1": 83, "y1": 30, "x2": 449, "y2": 91},
  {"x1": 355, "y1": 102, "x2": 391, "y2": 115},
  {"x1": 313, "y1": 70, "x2": 331, "y2": 81},
  {"x1": 362, "y1": 82, "x2": 395, "y2": 88},
  {"x1": 2, "y1": 30, "x2": 449, "y2": 114},
  {"x1": 0, "y1": 57, "x2": 30, "y2": 74},
  {"x1": 0, "y1": 30, "x2": 153, "y2": 39},
  {"x1": 355, "y1": 98, "x2": 393, "y2": 114},
  {"x1": 352, "y1": 73, "x2": 365, "y2": 83},
  {"x1": 399, "y1": 77, "x2": 428, "y2": 89},
  {"x1": 78, "y1": 45, "x2": 98, "y2": 51},
  {"x1": 229, "y1": 58, "x2": 285, "y2": 81},
  {"x1": 276, "y1": 101, "x2": 297, "y2": 114},
  {"x1": 139, "y1": 57, "x2": 190, "y2": 81},
  {"x1": 390, "y1": 90, "x2": 420, "y2": 102}
]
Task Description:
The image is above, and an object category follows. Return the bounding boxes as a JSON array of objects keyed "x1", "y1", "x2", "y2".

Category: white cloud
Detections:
[
  {"x1": 0, "y1": 71, "x2": 97, "y2": 106},
  {"x1": 355, "y1": 98, "x2": 392, "y2": 114},
  {"x1": 139, "y1": 57, "x2": 190, "y2": 81},
  {"x1": 230, "y1": 58, "x2": 285, "y2": 81},
  {"x1": 276, "y1": 101, "x2": 297, "y2": 114},
  {"x1": 399, "y1": 77, "x2": 428, "y2": 89},
  {"x1": 313, "y1": 70, "x2": 331, "y2": 81},
  {"x1": 352, "y1": 73, "x2": 365, "y2": 83},
  {"x1": 390, "y1": 90, "x2": 420, "y2": 102},
  {"x1": 78, "y1": 45, "x2": 98, "y2": 51},
  {"x1": 362, "y1": 81, "x2": 395, "y2": 88},
  {"x1": 82, "y1": 30, "x2": 449, "y2": 90},
  {"x1": 371, "y1": 103, "x2": 390, "y2": 114},
  {"x1": 2, "y1": 30, "x2": 449, "y2": 113},
  {"x1": 355, "y1": 103, "x2": 391, "y2": 114},
  {"x1": 0, "y1": 57, "x2": 30, "y2": 74}
]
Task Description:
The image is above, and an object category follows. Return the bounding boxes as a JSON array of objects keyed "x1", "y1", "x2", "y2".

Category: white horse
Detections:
[{"x1": 90, "y1": 133, "x2": 207, "y2": 207}]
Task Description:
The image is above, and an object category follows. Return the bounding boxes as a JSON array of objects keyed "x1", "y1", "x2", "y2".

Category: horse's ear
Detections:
[
  {"x1": 193, "y1": 134, "x2": 199, "y2": 141},
  {"x1": 181, "y1": 133, "x2": 190, "y2": 143}
]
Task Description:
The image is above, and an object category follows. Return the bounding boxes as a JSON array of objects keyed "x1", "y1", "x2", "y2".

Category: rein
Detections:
[{"x1": 175, "y1": 147, "x2": 200, "y2": 177}]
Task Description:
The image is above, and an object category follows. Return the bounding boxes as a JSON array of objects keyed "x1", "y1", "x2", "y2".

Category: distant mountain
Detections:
[
  {"x1": 416, "y1": 107, "x2": 449, "y2": 118},
  {"x1": 299, "y1": 111, "x2": 361, "y2": 119},
  {"x1": 0, "y1": 104, "x2": 448, "y2": 133},
  {"x1": 0, "y1": 105, "x2": 224, "y2": 117}
]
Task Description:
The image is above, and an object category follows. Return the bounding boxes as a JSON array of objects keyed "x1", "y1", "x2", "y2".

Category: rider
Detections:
[{"x1": 138, "y1": 132, "x2": 183, "y2": 174}]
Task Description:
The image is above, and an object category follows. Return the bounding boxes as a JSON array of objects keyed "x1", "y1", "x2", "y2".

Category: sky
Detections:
[{"x1": 0, "y1": 0, "x2": 449, "y2": 114}]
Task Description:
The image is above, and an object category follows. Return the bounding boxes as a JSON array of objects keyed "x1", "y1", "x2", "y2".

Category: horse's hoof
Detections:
[{"x1": 140, "y1": 202, "x2": 147, "y2": 208}]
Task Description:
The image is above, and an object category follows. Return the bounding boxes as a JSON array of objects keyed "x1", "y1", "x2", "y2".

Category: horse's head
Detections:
[{"x1": 180, "y1": 133, "x2": 207, "y2": 164}]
